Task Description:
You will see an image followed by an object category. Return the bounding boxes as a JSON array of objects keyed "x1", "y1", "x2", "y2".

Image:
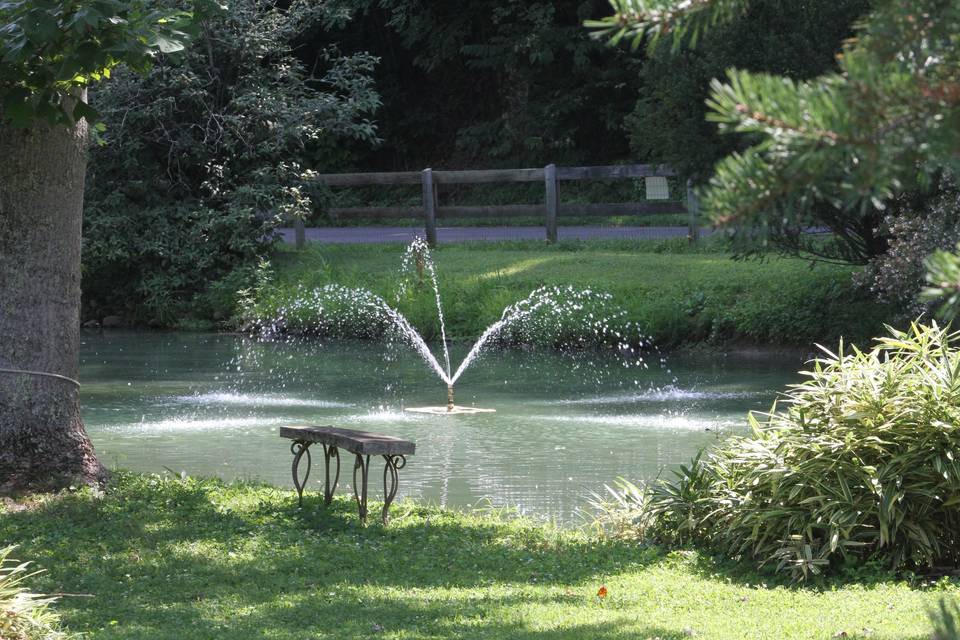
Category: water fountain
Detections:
[{"x1": 255, "y1": 238, "x2": 651, "y2": 414}]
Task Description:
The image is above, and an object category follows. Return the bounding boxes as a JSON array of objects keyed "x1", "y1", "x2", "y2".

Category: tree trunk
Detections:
[{"x1": 0, "y1": 105, "x2": 105, "y2": 491}]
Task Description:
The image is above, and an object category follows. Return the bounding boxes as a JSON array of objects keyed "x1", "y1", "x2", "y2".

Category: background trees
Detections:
[
  {"x1": 312, "y1": 0, "x2": 643, "y2": 169},
  {"x1": 79, "y1": 0, "x2": 881, "y2": 328},
  {"x1": 311, "y1": 0, "x2": 866, "y2": 172}
]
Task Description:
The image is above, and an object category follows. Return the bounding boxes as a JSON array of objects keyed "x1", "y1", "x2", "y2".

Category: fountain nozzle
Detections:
[{"x1": 447, "y1": 385, "x2": 455, "y2": 412}]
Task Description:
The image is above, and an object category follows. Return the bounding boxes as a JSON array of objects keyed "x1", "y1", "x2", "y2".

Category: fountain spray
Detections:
[{"x1": 278, "y1": 242, "x2": 650, "y2": 415}]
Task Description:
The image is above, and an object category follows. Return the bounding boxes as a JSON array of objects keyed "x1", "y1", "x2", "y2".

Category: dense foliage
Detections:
[
  {"x1": 594, "y1": 0, "x2": 960, "y2": 265},
  {"x1": 599, "y1": 324, "x2": 960, "y2": 578},
  {"x1": 81, "y1": 0, "x2": 380, "y2": 326}
]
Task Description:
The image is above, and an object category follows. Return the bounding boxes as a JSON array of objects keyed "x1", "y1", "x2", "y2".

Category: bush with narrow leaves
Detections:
[
  {"x1": 600, "y1": 323, "x2": 960, "y2": 578},
  {"x1": 0, "y1": 546, "x2": 67, "y2": 640}
]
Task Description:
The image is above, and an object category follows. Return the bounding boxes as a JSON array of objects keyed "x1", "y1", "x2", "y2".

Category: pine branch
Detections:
[{"x1": 585, "y1": 0, "x2": 748, "y2": 54}]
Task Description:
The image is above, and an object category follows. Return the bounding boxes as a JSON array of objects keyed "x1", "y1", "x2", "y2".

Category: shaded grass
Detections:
[
  {"x1": 1, "y1": 473, "x2": 957, "y2": 639},
  {"x1": 252, "y1": 239, "x2": 890, "y2": 347}
]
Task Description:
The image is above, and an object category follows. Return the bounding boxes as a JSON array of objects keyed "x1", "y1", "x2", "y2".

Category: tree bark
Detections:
[{"x1": 0, "y1": 104, "x2": 105, "y2": 491}]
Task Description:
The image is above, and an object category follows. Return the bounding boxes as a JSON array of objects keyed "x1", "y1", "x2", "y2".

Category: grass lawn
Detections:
[
  {"x1": 250, "y1": 239, "x2": 890, "y2": 347},
  {"x1": 1, "y1": 473, "x2": 956, "y2": 639}
]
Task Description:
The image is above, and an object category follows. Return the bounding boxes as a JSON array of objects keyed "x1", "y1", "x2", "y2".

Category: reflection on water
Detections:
[{"x1": 80, "y1": 331, "x2": 803, "y2": 522}]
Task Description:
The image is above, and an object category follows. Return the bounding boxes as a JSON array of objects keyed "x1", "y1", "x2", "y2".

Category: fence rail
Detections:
[{"x1": 296, "y1": 164, "x2": 698, "y2": 247}]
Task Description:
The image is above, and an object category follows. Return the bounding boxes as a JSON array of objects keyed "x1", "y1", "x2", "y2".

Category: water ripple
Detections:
[
  {"x1": 106, "y1": 416, "x2": 291, "y2": 433},
  {"x1": 531, "y1": 413, "x2": 742, "y2": 430},
  {"x1": 542, "y1": 387, "x2": 763, "y2": 405},
  {"x1": 173, "y1": 392, "x2": 353, "y2": 408}
]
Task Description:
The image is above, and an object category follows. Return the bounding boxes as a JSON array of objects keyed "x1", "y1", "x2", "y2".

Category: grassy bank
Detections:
[
  {"x1": 1, "y1": 473, "x2": 956, "y2": 639},
  {"x1": 249, "y1": 239, "x2": 890, "y2": 347}
]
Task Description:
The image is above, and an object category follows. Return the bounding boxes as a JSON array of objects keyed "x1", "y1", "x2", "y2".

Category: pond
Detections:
[{"x1": 80, "y1": 331, "x2": 804, "y2": 522}]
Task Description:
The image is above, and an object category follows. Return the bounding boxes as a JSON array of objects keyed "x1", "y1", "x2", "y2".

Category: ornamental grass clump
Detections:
[
  {"x1": 648, "y1": 323, "x2": 960, "y2": 577},
  {"x1": 0, "y1": 546, "x2": 68, "y2": 640}
]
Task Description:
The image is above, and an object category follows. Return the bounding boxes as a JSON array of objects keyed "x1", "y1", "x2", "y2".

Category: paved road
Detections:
[{"x1": 278, "y1": 225, "x2": 703, "y2": 244}]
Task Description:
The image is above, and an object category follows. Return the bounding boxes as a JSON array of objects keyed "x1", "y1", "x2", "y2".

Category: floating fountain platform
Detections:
[
  {"x1": 404, "y1": 386, "x2": 496, "y2": 415},
  {"x1": 405, "y1": 405, "x2": 496, "y2": 415}
]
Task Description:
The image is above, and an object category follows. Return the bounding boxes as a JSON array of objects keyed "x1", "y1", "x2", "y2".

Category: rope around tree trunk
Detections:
[{"x1": 0, "y1": 367, "x2": 80, "y2": 388}]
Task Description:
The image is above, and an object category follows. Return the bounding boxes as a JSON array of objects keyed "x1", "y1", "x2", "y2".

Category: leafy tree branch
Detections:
[
  {"x1": 0, "y1": 0, "x2": 221, "y2": 126},
  {"x1": 591, "y1": 0, "x2": 960, "y2": 265}
]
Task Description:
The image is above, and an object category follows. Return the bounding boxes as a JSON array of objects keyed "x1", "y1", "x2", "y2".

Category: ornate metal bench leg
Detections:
[
  {"x1": 352, "y1": 454, "x2": 371, "y2": 523},
  {"x1": 323, "y1": 445, "x2": 340, "y2": 505},
  {"x1": 290, "y1": 441, "x2": 312, "y2": 507},
  {"x1": 382, "y1": 454, "x2": 406, "y2": 525}
]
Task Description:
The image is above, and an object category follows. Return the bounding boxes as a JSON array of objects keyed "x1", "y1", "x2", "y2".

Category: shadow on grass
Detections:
[
  {"x1": 678, "y1": 537, "x2": 934, "y2": 595},
  {"x1": 0, "y1": 474, "x2": 677, "y2": 639}
]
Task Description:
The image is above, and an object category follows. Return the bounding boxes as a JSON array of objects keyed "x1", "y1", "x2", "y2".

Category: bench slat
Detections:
[{"x1": 280, "y1": 425, "x2": 415, "y2": 456}]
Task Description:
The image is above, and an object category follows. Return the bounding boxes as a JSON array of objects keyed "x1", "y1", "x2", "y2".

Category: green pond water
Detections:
[{"x1": 80, "y1": 331, "x2": 803, "y2": 522}]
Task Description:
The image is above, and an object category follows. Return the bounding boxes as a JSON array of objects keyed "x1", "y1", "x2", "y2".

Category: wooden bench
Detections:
[{"x1": 280, "y1": 425, "x2": 415, "y2": 524}]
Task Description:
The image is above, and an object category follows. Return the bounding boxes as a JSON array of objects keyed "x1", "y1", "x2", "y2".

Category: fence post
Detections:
[
  {"x1": 686, "y1": 178, "x2": 700, "y2": 244},
  {"x1": 422, "y1": 168, "x2": 437, "y2": 247},
  {"x1": 544, "y1": 163, "x2": 558, "y2": 243},
  {"x1": 294, "y1": 217, "x2": 306, "y2": 250}
]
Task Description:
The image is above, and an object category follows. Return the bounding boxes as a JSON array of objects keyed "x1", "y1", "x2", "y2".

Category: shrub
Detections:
[
  {"x1": 0, "y1": 546, "x2": 68, "y2": 640},
  {"x1": 82, "y1": 202, "x2": 274, "y2": 326},
  {"x1": 601, "y1": 323, "x2": 960, "y2": 578}
]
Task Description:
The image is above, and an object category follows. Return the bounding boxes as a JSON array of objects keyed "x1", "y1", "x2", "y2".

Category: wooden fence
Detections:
[{"x1": 293, "y1": 164, "x2": 699, "y2": 247}]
